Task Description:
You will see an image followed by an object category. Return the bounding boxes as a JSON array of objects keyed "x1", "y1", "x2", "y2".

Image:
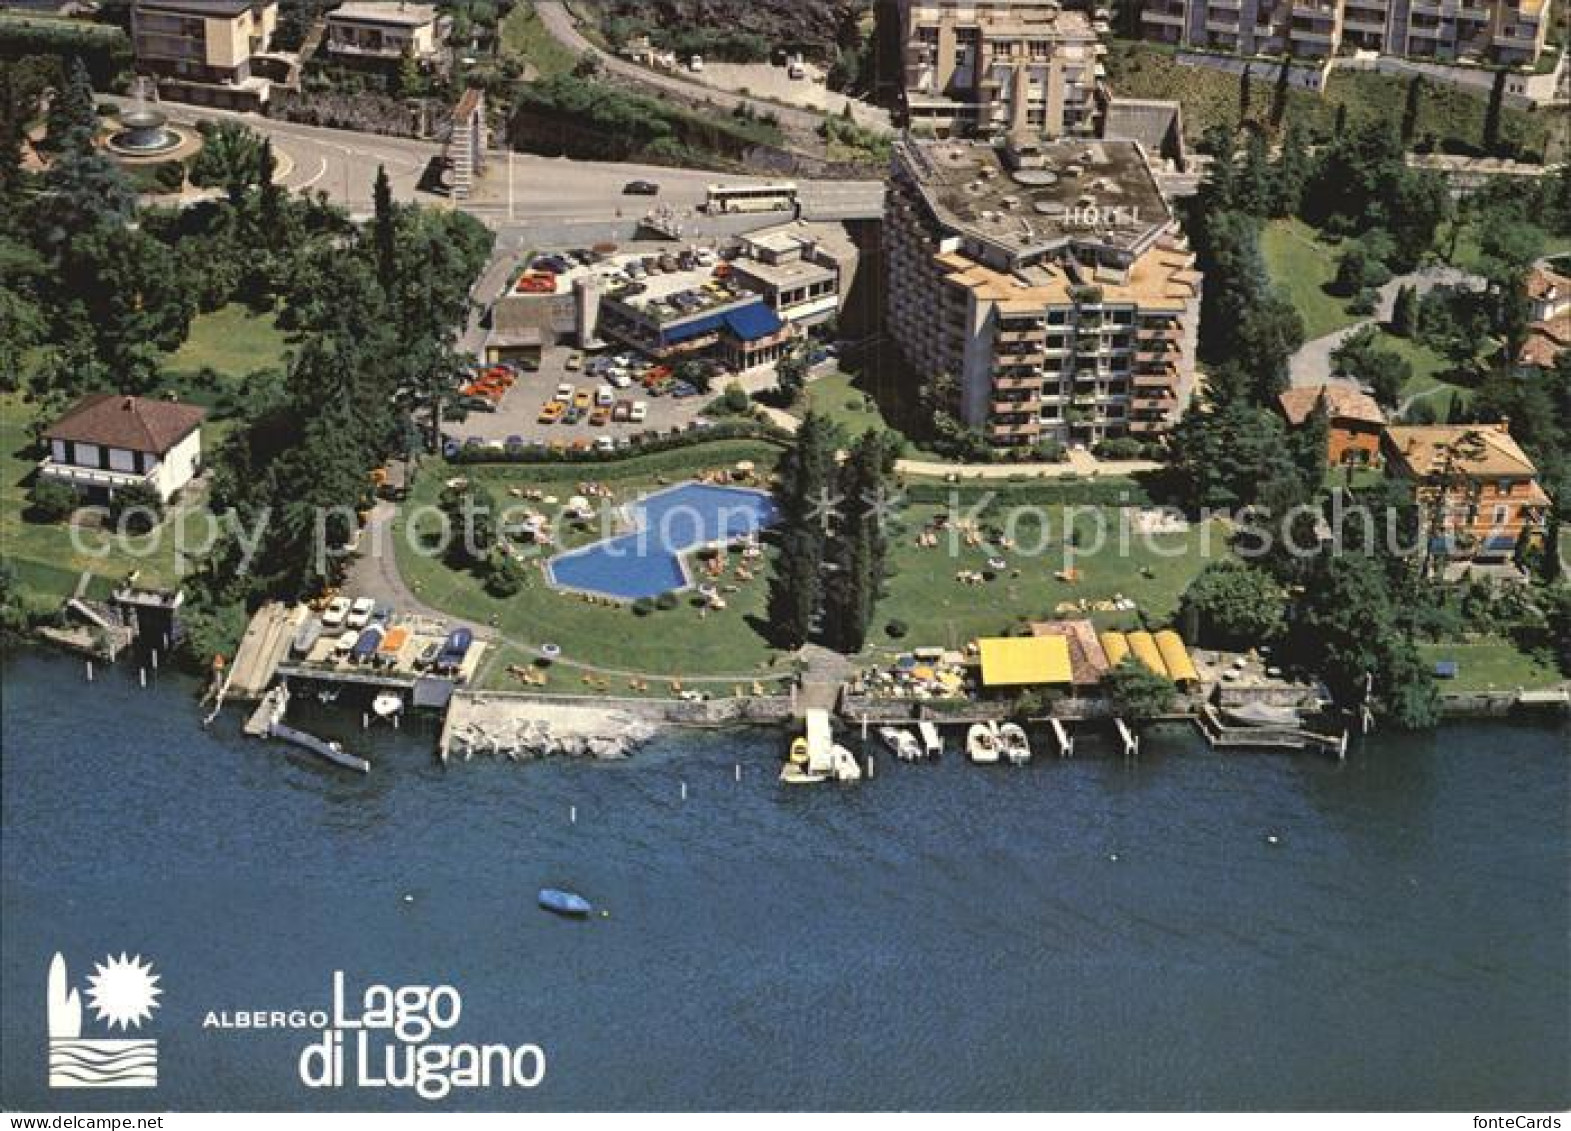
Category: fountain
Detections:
[{"x1": 108, "y1": 78, "x2": 182, "y2": 157}]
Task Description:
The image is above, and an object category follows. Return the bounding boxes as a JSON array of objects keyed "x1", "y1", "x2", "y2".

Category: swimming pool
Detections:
[{"x1": 545, "y1": 483, "x2": 780, "y2": 602}]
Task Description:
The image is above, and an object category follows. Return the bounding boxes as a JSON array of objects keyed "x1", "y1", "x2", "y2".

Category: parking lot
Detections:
[{"x1": 447, "y1": 346, "x2": 724, "y2": 454}]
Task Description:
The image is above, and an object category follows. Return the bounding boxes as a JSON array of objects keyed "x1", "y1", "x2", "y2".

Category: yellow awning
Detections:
[
  {"x1": 1100, "y1": 632, "x2": 1130, "y2": 669},
  {"x1": 977, "y1": 636, "x2": 1073, "y2": 688},
  {"x1": 1155, "y1": 631, "x2": 1199, "y2": 684},
  {"x1": 1127, "y1": 632, "x2": 1169, "y2": 678}
]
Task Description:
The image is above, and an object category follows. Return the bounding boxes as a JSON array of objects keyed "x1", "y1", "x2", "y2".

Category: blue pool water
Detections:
[{"x1": 546, "y1": 483, "x2": 779, "y2": 601}]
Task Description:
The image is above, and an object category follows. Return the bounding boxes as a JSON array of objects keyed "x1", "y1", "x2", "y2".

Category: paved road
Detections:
[
  {"x1": 145, "y1": 99, "x2": 883, "y2": 233},
  {"x1": 534, "y1": 1, "x2": 827, "y2": 141}
]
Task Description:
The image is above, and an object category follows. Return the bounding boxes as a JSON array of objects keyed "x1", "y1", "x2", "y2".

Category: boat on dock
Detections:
[
  {"x1": 917, "y1": 721, "x2": 943, "y2": 759},
  {"x1": 1000, "y1": 722, "x2": 1032, "y2": 765},
  {"x1": 292, "y1": 617, "x2": 322, "y2": 656},
  {"x1": 538, "y1": 888, "x2": 593, "y2": 918},
  {"x1": 967, "y1": 722, "x2": 1001, "y2": 764},
  {"x1": 877, "y1": 725, "x2": 923, "y2": 762},
  {"x1": 1223, "y1": 702, "x2": 1303, "y2": 729},
  {"x1": 781, "y1": 710, "x2": 861, "y2": 784}
]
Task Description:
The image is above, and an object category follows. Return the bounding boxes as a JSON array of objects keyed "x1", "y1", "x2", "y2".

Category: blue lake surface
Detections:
[
  {"x1": 2, "y1": 648, "x2": 1568, "y2": 1112},
  {"x1": 546, "y1": 483, "x2": 779, "y2": 601}
]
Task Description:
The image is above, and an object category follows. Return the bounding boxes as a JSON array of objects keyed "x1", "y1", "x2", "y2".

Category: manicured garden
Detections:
[
  {"x1": 797, "y1": 369, "x2": 895, "y2": 441},
  {"x1": 1418, "y1": 637, "x2": 1561, "y2": 695},
  {"x1": 1259, "y1": 219, "x2": 1355, "y2": 342},
  {"x1": 392, "y1": 441, "x2": 796, "y2": 683},
  {"x1": 157, "y1": 303, "x2": 292, "y2": 407}
]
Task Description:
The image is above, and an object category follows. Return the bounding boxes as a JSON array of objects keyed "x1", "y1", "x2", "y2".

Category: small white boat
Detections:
[
  {"x1": 372, "y1": 692, "x2": 404, "y2": 718},
  {"x1": 967, "y1": 722, "x2": 1001, "y2": 765},
  {"x1": 1000, "y1": 722, "x2": 1032, "y2": 765},
  {"x1": 877, "y1": 726, "x2": 923, "y2": 762},
  {"x1": 779, "y1": 762, "x2": 829, "y2": 785},
  {"x1": 917, "y1": 721, "x2": 943, "y2": 759},
  {"x1": 829, "y1": 744, "x2": 863, "y2": 782}
]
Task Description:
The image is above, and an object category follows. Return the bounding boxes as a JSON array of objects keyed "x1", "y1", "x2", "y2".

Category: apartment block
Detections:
[
  {"x1": 884, "y1": 136, "x2": 1202, "y2": 450},
  {"x1": 1140, "y1": 0, "x2": 1553, "y2": 66},
  {"x1": 898, "y1": 0, "x2": 1104, "y2": 138},
  {"x1": 132, "y1": 0, "x2": 278, "y2": 96}
]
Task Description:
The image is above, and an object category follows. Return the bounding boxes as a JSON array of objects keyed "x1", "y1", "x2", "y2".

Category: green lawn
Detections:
[
  {"x1": 1381, "y1": 332, "x2": 1473, "y2": 410},
  {"x1": 1260, "y1": 219, "x2": 1358, "y2": 342},
  {"x1": 1420, "y1": 637, "x2": 1561, "y2": 695},
  {"x1": 159, "y1": 304, "x2": 292, "y2": 405},
  {"x1": 393, "y1": 442, "x2": 796, "y2": 682},
  {"x1": 0, "y1": 395, "x2": 205, "y2": 610},
  {"x1": 499, "y1": 3, "x2": 582, "y2": 79},
  {"x1": 798, "y1": 369, "x2": 895, "y2": 442},
  {"x1": 869, "y1": 505, "x2": 1229, "y2": 656}
]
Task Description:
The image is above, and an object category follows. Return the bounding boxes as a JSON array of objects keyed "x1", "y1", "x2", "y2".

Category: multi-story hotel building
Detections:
[
  {"x1": 1140, "y1": 0, "x2": 1552, "y2": 66},
  {"x1": 131, "y1": 0, "x2": 279, "y2": 106},
  {"x1": 884, "y1": 135, "x2": 1202, "y2": 450},
  {"x1": 897, "y1": 0, "x2": 1104, "y2": 138}
]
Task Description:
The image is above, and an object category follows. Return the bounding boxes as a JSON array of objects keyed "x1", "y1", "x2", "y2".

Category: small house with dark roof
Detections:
[
  {"x1": 1277, "y1": 384, "x2": 1387, "y2": 467},
  {"x1": 41, "y1": 394, "x2": 207, "y2": 503}
]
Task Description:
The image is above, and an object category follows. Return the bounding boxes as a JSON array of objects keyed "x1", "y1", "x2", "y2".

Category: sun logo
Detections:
[{"x1": 85, "y1": 954, "x2": 162, "y2": 1032}]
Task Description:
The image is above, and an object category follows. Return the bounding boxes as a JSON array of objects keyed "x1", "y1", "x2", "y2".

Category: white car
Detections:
[
  {"x1": 321, "y1": 597, "x2": 352, "y2": 628},
  {"x1": 595, "y1": 436, "x2": 616, "y2": 453},
  {"x1": 609, "y1": 372, "x2": 634, "y2": 389},
  {"x1": 630, "y1": 401, "x2": 648, "y2": 423},
  {"x1": 595, "y1": 384, "x2": 615, "y2": 407},
  {"x1": 346, "y1": 597, "x2": 377, "y2": 629},
  {"x1": 554, "y1": 383, "x2": 575, "y2": 403}
]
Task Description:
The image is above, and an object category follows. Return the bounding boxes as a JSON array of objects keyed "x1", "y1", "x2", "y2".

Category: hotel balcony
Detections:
[
  {"x1": 1142, "y1": 6, "x2": 1188, "y2": 25},
  {"x1": 993, "y1": 397, "x2": 1043, "y2": 415},
  {"x1": 989, "y1": 418, "x2": 1042, "y2": 440},
  {"x1": 993, "y1": 374, "x2": 1042, "y2": 392},
  {"x1": 1128, "y1": 418, "x2": 1171, "y2": 435},
  {"x1": 1134, "y1": 371, "x2": 1179, "y2": 390}
]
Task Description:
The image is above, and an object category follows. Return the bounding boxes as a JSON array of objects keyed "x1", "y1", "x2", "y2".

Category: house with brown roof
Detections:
[
  {"x1": 1277, "y1": 384, "x2": 1388, "y2": 467},
  {"x1": 1382, "y1": 421, "x2": 1551, "y2": 564},
  {"x1": 1517, "y1": 264, "x2": 1571, "y2": 373},
  {"x1": 41, "y1": 394, "x2": 207, "y2": 503}
]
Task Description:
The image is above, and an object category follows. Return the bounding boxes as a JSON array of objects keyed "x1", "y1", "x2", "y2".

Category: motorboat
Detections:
[
  {"x1": 1223, "y1": 702, "x2": 1304, "y2": 728},
  {"x1": 372, "y1": 692, "x2": 404, "y2": 718},
  {"x1": 779, "y1": 761, "x2": 828, "y2": 785},
  {"x1": 967, "y1": 722, "x2": 1001, "y2": 764},
  {"x1": 877, "y1": 726, "x2": 923, "y2": 762},
  {"x1": 1000, "y1": 722, "x2": 1032, "y2": 765},
  {"x1": 787, "y1": 736, "x2": 809, "y2": 765},
  {"x1": 538, "y1": 888, "x2": 593, "y2": 918},
  {"x1": 292, "y1": 617, "x2": 322, "y2": 656},
  {"x1": 917, "y1": 721, "x2": 943, "y2": 759}
]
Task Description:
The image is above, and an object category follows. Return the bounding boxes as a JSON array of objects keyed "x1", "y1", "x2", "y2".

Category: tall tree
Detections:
[
  {"x1": 373, "y1": 164, "x2": 397, "y2": 296},
  {"x1": 45, "y1": 57, "x2": 96, "y2": 153},
  {"x1": 1238, "y1": 64, "x2": 1253, "y2": 124},
  {"x1": 1270, "y1": 55, "x2": 1291, "y2": 129},
  {"x1": 1482, "y1": 69, "x2": 1506, "y2": 154},
  {"x1": 1400, "y1": 75, "x2": 1424, "y2": 145}
]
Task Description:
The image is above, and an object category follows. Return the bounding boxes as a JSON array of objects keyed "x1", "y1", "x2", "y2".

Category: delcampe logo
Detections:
[{"x1": 47, "y1": 952, "x2": 162, "y2": 1088}]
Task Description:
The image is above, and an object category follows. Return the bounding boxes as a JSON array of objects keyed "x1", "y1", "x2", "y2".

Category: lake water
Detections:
[{"x1": 2, "y1": 648, "x2": 1567, "y2": 1111}]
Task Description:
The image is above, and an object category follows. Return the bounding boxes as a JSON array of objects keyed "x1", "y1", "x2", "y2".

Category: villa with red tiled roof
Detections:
[
  {"x1": 1518, "y1": 264, "x2": 1571, "y2": 373},
  {"x1": 1277, "y1": 384, "x2": 1388, "y2": 467},
  {"x1": 40, "y1": 394, "x2": 206, "y2": 503},
  {"x1": 1382, "y1": 422, "x2": 1551, "y2": 564}
]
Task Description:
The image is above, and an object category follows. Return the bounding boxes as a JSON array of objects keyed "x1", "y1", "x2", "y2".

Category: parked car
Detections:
[
  {"x1": 442, "y1": 439, "x2": 461, "y2": 459},
  {"x1": 539, "y1": 401, "x2": 565, "y2": 424},
  {"x1": 595, "y1": 384, "x2": 615, "y2": 407},
  {"x1": 624, "y1": 179, "x2": 660, "y2": 196},
  {"x1": 346, "y1": 597, "x2": 377, "y2": 630},
  {"x1": 590, "y1": 407, "x2": 611, "y2": 427},
  {"x1": 671, "y1": 382, "x2": 700, "y2": 399},
  {"x1": 612, "y1": 399, "x2": 633, "y2": 423},
  {"x1": 322, "y1": 597, "x2": 352, "y2": 628},
  {"x1": 416, "y1": 640, "x2": 443, "y2": 669},
  {"x1": 554, "y1": 383, "x2": 575, "y2": 403},
  {"x1": 564, "y1": 405, "x2": 584, "y2": 425},
  {"x1": 630, "y1": 401, "x2": 648, "y2": 423},
  {"x1": 566, "y1": 352, "x2": 583, "y2": 372},
  {"x1": 573, "y1": 389, "x2": 593, "y2": 410},
  {"x1": 595, "y1": 435, "x2": 616, "y2": 453}
]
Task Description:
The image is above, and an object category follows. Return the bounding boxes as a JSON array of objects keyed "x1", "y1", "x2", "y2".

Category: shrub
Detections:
[
  {"x1": 632, "y1": 597, "x2": 655, "y2": 616},
  {"x1": 885, "y1": 619, "x2": 908, "y2": 639},
  {"x1": 1093, "y1": 436, "x2": 1144, "y2": 461},
  {"x1": 655, "y1": 591, "x2": 680, "y2": 611},
  {"x1": 107, "y1": 481, "x2": 164, "y2": 535},
  {"x1": 26, "y1": 479, "x2": 78, "y2": 523},
  {"x1": 485, "y1": 553, "x2": 525, "y2": 598}
]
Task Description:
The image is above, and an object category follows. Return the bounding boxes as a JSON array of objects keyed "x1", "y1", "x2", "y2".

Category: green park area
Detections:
[
  {"x1": 1418, "y1": 637, "x2": 1562, "y2": 695},
  {"x1": 159, "y1": 303, "x2": 292, "y2": 401},
  {"x1": 393, "y1": 438, "x2": 1229, "y2": 687},
  {"x1": 797, "y1": 369, "x2": 894, "y2": 441}
]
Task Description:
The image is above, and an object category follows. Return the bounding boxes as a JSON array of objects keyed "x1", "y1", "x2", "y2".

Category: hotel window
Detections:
[
  {"x1": 1493, "y1": 505, "x2": 1510, "y2": 525},
  {"x1": 1497, "y1": 479, "x2": 1515, "y2": 495}
]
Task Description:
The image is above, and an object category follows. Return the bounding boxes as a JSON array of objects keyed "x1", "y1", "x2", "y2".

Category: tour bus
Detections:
[{"x1": 705, "y1": 182, "x2": 800, "y2": 215}]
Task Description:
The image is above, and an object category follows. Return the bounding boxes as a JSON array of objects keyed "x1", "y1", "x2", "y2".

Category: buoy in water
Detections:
[
  {"x1": 402, "y1": 894, "x2": 414, "y2": 904},
  {"x1": 1266, "y1": 834, "x2": 1281, "y2": 846}
]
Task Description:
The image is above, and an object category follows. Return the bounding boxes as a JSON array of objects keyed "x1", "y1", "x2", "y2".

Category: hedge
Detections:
[
  {"x1": 0, "y1": 16, "x2": 131, "y2": 88},
  {"x1": 450, "y1": 419, "x2": 793, "y2": 466},
  {"x1": 898, "y1": 476, "x2": 1153, "y2": 509}
]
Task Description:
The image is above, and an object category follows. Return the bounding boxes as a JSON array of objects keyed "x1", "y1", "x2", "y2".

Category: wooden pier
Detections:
[{"x1": 1196, "y1": 705, "x2": 1346, "y2": 757}]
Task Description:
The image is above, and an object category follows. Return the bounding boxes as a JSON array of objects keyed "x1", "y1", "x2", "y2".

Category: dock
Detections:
[
  {"x1": 1197, "y1": 705, "x2": 1346, "y2": 756},
  {"x1": 268, "y1": 723, "x2": 370, "y2": 774},
  {"x1": 226, "y1": 602, "x2": 304, "y2": 700}
]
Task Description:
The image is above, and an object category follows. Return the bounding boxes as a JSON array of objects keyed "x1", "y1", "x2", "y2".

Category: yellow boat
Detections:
[{"x1": 788, "y1": 736, "x2": 809, "y2": 766}]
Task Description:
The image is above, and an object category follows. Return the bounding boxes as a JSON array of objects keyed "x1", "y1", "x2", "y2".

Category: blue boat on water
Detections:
[{"x1": 538, "y1": 888, "x2": 593, "y2": 918}]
